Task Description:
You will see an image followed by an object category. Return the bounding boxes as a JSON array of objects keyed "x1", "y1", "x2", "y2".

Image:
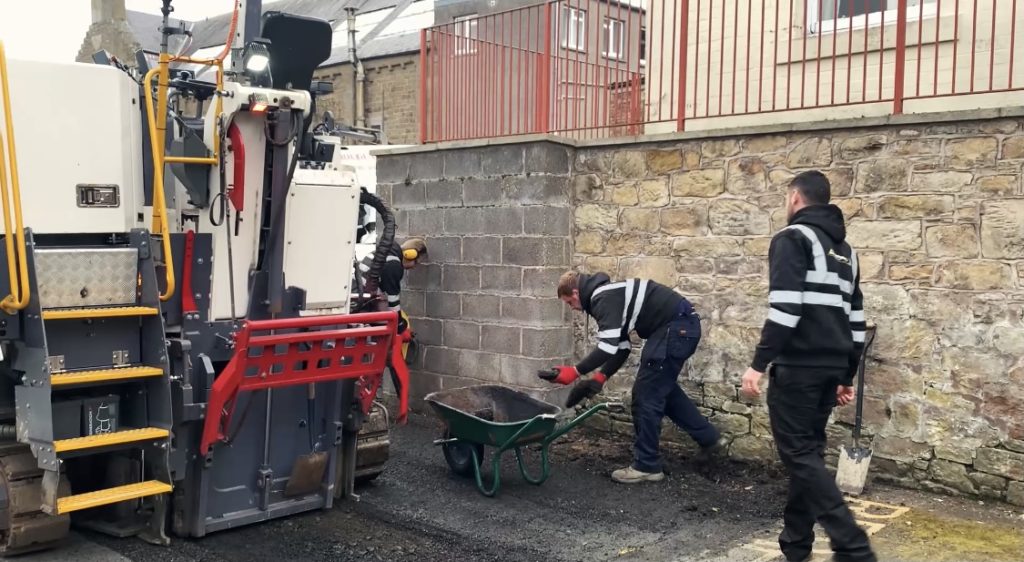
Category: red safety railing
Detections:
[
  {"x1": 419, "y1": 0, "x2": 1024, "y2": 142},
  {"x1": 199, "y1": 312, "x2": 410, "y2": 457}
]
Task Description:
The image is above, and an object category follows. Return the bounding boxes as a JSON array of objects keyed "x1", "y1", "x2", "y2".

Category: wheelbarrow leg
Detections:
[
  {"x1": 513, "y1": 446, "x2": 551, "y2": 486},
  {"x1": 471, "y1": 447, "x2": 503, "y2": 497}
]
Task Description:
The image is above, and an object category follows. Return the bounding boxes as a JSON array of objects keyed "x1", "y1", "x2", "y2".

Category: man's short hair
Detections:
[
  {"x1": 557, "y1": 271, "x2": 580, "y2": 298},
  {"x1": 790, "y1": 170, "x2": 831, "y2": 205}
]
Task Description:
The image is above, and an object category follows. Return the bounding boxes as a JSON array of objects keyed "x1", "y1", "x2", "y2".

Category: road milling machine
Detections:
[{"x1": 0, "y1": 0, "x2": 410, "y2": 554}]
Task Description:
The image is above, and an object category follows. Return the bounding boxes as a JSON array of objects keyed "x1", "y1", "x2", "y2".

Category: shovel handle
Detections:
[{"x1": 852, "y1": 327, "x2": 877, "y2": 445}]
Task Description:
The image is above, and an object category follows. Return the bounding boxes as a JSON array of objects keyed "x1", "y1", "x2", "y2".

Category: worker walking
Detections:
[
  {"x1": 740, "y1": 171, "x2": 875, "y2": 562},
  {"x1": 541, "y1": 272, "x2": 721, "y2": 484}
]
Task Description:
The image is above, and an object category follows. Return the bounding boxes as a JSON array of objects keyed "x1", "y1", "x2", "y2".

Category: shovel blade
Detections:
[
  {"x1": 285, "y1": 451, "x2": 329, "y2": 497},
  {"x1": 836, "y1": 445, "x2": 872, "y2": 496}
]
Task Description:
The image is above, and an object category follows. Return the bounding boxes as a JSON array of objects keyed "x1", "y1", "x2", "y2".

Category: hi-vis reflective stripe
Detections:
[
  {"x1": 597, "y1": 329, "x2": 619, "y2": 338},
  {"x1": 618, "y1": 341, "x2": 631, "y2": 349},
  {"x1": 387, "y1": 294, "x2": 401, "y2": 304},
  {"x1": 786, "y1": 224, "x2": 854, "y2": 295},
  {"x1": 769, "y1": 290, "x2": 804, "y2": 304},
  {"x1": 786, "y1": 224, "x2": 827, "y2": 273},
  {"x1": 386, "y1": 255, "x2": 401, "y2": 262},
  {"x1": 620, "y1": 280, "x2": 635, "y2": 330},
  {"x1": 627, "y1": 280, "x2": 648, "y2": 332},
  {"x1": 850, "y1": 310, "x2": 865, "y2": 322},
  {"x1": 768, "y1": 309, "x2": 800, "y2": 327},
  {"x1": 803, "y1": 292, "x2": 846, "y2": 308},
  {"x1": 852, "y1": 330, "x2": 866, "y2": 342},
  {"x1": 598, "y1": 342, "x2": 618, "y2": 354}
]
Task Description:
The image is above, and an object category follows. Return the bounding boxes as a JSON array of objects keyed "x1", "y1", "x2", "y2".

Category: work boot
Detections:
[
  {"x1": 694, "y1": 441, "x2": 725, "y2": 476},
  {"x1": 611, "y1": 466, "x2": 664, "y2": 484}
]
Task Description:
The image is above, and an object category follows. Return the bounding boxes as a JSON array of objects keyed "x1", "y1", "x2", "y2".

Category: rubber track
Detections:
[{"x1": 0, "y1": 443, "x2": 70, "y2": 555}]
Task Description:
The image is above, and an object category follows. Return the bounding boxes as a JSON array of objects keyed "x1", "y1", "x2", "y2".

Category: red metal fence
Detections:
[{"x1": 419, "y1": 0, "x2": 1023, "y2": 142}]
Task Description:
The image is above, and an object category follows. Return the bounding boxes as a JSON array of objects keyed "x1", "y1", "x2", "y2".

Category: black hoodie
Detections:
[
  {"x1": 575, "y1": 272, "x2": 690, "y2": 377},
  {"x1": 356, "y1": 241, "x2": 404, "y2": 310},
  {"x1": 751, "y1": 204, "x2": 867, "y2": 385}
]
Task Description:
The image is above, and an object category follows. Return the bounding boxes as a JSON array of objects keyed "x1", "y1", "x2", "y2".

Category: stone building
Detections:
[{"x1": 77, "y1": 0, "x2": 432, "y2": 144}]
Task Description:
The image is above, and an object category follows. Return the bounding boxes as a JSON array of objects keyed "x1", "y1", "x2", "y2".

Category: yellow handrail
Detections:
[
  {"x1": 0, "y1": 41, "x2": 29, "y2": 314},
  {"x1": 142, "y1": 52, "x2": 224, "y2": 302}
]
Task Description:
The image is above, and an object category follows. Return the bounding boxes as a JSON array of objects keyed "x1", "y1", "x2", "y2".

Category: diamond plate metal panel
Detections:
[{"x1": 35, "y1": 248, "x2": 138, "y2": 308}]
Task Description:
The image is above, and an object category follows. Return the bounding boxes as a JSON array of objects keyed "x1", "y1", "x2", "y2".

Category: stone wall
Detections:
[
  {"x1": 571, "y1": 117, "x2": 1024, "y2": 505},
  {"x1": 313, "y1": 54, "x2": 420, "y2": 145},
  {"x1": 376, "y1": 142, "x2": 575, "y2": 403},
  {"x1": 376, "y1": 111, "x2": 1024, "y2": 506}
]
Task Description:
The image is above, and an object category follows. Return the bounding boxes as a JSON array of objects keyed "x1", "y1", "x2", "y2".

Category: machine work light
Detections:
[{"x1": 243, "y1": 38, "x2": 271, "y2": 73}]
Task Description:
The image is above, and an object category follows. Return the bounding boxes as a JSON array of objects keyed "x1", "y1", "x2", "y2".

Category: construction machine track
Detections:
[
  {"x1": 354, "y1": 403, "x2": 391, "y2": 483},
  {"x1": 0, "y1": 443, "x2": 70, "y2": 556}
]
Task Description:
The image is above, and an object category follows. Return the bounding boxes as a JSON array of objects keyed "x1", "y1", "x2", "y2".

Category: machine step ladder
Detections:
[{"x1": 11, "y1": 231, "x2": 174, "y2": 537}]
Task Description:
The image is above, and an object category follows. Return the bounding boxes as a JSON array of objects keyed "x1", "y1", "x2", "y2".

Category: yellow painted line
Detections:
[
  {"x1": 51, "y1": 366, "x2": 164, "y2": 386},
  {"x1": 42, "y1": 306, "x2": 159, "y2": 320},
  {"x1": 740, "y1": 497, "x2": 911, "y2": 560},
  {"x1": 54, "y1": 427, "x2": 169, "y2": 453},
  {"x1": 57, "y1": 480, "x2": 172, "y2": 514}
]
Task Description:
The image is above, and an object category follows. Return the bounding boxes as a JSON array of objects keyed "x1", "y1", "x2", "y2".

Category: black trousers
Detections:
[
  {"x1": 767, "y1": 365, "x2": 876, "y2": 562},
  {"x1": 631, "y1": 304, "x2": 719, "y2": 473}
]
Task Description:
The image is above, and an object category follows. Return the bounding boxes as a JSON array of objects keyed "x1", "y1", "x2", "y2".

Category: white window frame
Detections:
[
  {"x1": 602, "y1": 17, "x2": 626, "y2": 60},
  {"x1": 639, "y1": 26, "x2": 647, "y2": 67},
  {"x1": 561, "y1": 6, "x2": 587, "y2": 52},
  {"x1": 807, "y1": 0, "x2": 937, "y2": 35},
  {"x1": 454, "y1": 14, "x2": 478, "y2": 55}
]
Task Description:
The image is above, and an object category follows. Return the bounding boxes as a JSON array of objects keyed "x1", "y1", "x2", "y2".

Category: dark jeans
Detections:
[
  {"x1": 631, "y1": 304, "x2": 719, "y2": 473},
  {"x1": 767, "y1": 365, "x2": 876, "y2": 562}
]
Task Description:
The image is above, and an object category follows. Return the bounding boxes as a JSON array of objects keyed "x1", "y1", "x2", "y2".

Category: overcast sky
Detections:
[{"x1": 0, "y1": 1, "x2": 231, "y2": 63}]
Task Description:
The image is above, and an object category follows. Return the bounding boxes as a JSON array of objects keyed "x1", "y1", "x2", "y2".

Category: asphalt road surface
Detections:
[{"x1": 20, "y1": 413, "x2": 1024, "y2": 562}]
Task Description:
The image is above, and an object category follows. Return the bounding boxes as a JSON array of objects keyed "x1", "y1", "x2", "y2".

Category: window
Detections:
[
  {"x1": 454, "y1": 14, "x2": 478, "y2": 55},
  {"x1": 602, "y1": 18, "x2": 625, "y2": 60},
  {"x1": 639, "y1": 27, "x2": 647, "y2": 66},
  {"x1": 808, "y1": 0, "x2": 936, "y2": 34},
  {"x1": 561, "y1": 6, "x2": 586, "y2": 52}
]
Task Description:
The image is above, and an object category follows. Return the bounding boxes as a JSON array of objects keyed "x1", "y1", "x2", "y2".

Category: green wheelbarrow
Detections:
[{"x1": 425, "y1": 384, "x2": 612, "y2": 497}]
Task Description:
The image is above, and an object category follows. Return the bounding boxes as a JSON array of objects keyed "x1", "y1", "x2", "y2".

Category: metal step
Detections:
[
  {"x1": 56, "y1": 480, "x2": 172, "y2": 515},
  {"x1": 53, "y1": 428, "x2": 169, "y2": 454},
  {"x1": 42, "y1": 306, "x2": 159, "y2": 321},
  {"x1": 50, "y1": 366, "x2": 164, "y2": 387}
]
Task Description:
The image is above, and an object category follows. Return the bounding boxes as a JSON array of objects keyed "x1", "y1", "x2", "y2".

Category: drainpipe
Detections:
[
  {"x1": 346, "y1": 7, "x2": 366, "y2": 127},
  {"x1": 355, "y1": 61, "x2": 367, "y2": 129}
]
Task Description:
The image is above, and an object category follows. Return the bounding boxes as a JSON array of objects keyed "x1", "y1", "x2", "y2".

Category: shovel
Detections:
[
  {"x1": 285, "y1": 383, "x2": 328, "y2": 497},
  {"x1": 836, "y1": 326, "x2": 876, "y2": 496}
]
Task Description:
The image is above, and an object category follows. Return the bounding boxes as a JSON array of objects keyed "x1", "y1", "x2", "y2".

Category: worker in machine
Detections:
[
  {"x1": 356, "y1": 237, "x2": 428, "y2": 335},
  {"x1": 540, "y1": 271, "x2": 722, "y2": 484},
  {"x1": 740, "y1": 171, "x2": 875, "y2": 562}
]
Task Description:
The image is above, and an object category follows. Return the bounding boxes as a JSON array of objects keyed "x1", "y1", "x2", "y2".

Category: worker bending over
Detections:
[
  {"x1": 356, "y1": 237, "x2": 428, "y2": 334},
  {"x1": 541, "y1": 272, "x2": 721, "y2": 484}
]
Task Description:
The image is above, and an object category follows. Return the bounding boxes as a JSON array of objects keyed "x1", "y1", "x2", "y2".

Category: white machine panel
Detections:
[
  {"x1": 285, "y1": 168, "x2": 359, "y2": 311},
  {"x1": 5, "y1": 59, "x2": 144, "y2": 234},
  {"x1": 200, "y1": 113, "x2": 268, "y2": 321}
]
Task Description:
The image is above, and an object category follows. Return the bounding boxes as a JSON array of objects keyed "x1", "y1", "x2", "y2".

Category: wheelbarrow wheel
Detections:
[{"x1": 442, "y1": 432, "x2": 484, "y2": 479}]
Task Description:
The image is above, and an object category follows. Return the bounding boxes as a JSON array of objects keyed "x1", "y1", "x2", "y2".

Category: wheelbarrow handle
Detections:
[
  {"x1": 544, "y1": 401, "x2": 616, "y2": 445},
  {"x1": 496, "y1": 414, "x2": 559, "y2": 453}
]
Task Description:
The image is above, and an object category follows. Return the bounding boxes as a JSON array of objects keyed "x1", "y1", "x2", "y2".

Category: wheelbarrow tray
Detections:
[
  {"x1": 425, "y1": 384, "x2": 561, "y2": 448},
  {"x1": 425, "y1": 384, "x2": 612, "y2": 497}
]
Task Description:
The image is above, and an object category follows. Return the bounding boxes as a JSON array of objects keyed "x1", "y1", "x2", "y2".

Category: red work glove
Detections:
[
  {"x1": 537, "y1": 366, "x2": 579, "y2": 386},
  {"x1": 566, "y1": 373, "x2": 607, "y2": 408}
]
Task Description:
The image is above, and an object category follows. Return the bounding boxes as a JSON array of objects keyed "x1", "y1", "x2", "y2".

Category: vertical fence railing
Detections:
[{"x1": 421, "y1": 0, "x2": 1024, "y2": 143}]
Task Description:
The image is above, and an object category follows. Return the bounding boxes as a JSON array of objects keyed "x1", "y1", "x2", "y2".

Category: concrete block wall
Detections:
[{"x1": 376, "y1": 142, "x2": 575, "y2": 404}]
